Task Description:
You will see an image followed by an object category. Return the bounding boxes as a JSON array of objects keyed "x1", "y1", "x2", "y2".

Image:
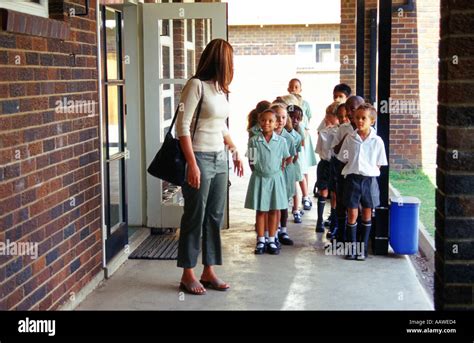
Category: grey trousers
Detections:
[{"x1": 177, "y1": 151, "x2": 228, "y2": 269}]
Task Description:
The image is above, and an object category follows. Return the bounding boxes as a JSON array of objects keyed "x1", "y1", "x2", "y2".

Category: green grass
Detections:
[{"x1": 390, "y1": 170, "x2": 436, "y2": 237}]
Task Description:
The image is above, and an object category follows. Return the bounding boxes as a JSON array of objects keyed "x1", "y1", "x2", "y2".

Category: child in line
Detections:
[
  {"x1": 332, "y1": 96, "x2": 365, "y2": 242},
  {"x1": 326, "y1": 102, "x2": 350, "y2": 240},
  {"x1": 288, "y1": 79, "x2": 316, "y2": 210},
  {"x1": 317, "y1": 83, "x2": 352, "y2": 133},
  {"x1": 315, "y1": 102, "x2": 340, "y2": 234},
  {"x1": 315, "y1": 83, "x2": 352, "y2": 201},
  {"x1": 245, "y1": 109, "x2": 291, "y2": 255},
  {"x1": 337, "y1": 103, "x2": 388, "y2": 260},
  {"x1": 247, "y1": 100, "x2": 271, "y2": 139},
  {"x1": 286, "y1": 104, "x2": 307, "y2": 223},
  {"x1": 272, "y1": 103, "x2": 297, "y2": 246}
]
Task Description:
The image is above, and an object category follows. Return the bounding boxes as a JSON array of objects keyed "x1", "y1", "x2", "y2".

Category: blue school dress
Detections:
[
  {"x1": 245, "y1": 132, "x2": 290, "y2": 211},
  {"x1": 288, "y1": 128, "x2": 303, "y2": 182},
  {"x1": 279, "y1": 129, "x2": 297, "y2": 200}
]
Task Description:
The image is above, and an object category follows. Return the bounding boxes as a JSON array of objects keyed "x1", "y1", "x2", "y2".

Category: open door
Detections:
[
  {"x1": 100, "y1": 5, "x2": 129, "y2": 263},
  {"x1": 142, "y1": 2, "x2": 229, "y2": 229}
]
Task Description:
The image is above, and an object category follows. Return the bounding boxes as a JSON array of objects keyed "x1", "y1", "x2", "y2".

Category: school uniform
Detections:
[
  {"x1": 245, "y1": 132, "x2": 290, "y2": 211},
  {"x1": 337, "y1": 127, "x2": 388, "y2": 260},
  {"x1": 279, "y1": 129, "x2": 297, "y2": 200},
  {"x1": 315, "y1": 126, "x2": 338, "y2": 190},
  {"x1": 337, "y1": 127, "x2": 388, "y2": 209},
  {"x1": 288, "y1": 128, "x2": 304, "y2": 182}
]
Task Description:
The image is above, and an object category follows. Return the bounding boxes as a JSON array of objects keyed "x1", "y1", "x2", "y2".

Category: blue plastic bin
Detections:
[{"x1": 389, "y1": 196, "x2": 421, "y2": 254}]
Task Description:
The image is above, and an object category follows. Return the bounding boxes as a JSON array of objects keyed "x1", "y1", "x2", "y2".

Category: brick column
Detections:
[
  {"x1": 340, "y1": 0, "x2": 357, "y2": 90},
  {"x1": 435, "y1": 0, "x2": 474, "y2": 310}
]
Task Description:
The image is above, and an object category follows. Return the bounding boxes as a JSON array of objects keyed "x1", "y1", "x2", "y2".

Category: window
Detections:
[
  {"x1": 296, "y1": 42, "x2": 340, "y2": 71},
  {"x1": 0, "y1": 0, "x2": 49, "y2": 18}
]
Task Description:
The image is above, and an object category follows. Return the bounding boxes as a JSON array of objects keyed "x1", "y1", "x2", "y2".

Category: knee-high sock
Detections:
[
  {"x1": 346, "y1": 222, "x2": 357, "y2": 258},
  {"x1": 316, "y1": 195, "x2": 326, "y2": 229},
  {"x1": 360, "y1": 221, "x2": 372, "y2": 256}
]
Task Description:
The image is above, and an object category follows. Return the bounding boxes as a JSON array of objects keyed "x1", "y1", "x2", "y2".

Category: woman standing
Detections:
[{"x1": 176, "y1": 39, "x2": 244, "y2": 295}]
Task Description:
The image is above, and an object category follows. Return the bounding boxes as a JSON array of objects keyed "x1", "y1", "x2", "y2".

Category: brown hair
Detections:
[
  {"x1": 194, "y1": 39, "x2": 234, "y2": 94},
  {"x1": 356, "y1": 103, "x2": 378, "y2": 121},
  {"x1": 247, "y1": 100, "x2": 271, "y2": 130}
]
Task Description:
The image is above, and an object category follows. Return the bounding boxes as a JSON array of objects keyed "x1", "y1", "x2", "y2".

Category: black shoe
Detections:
[
  {"x1": 278, "y1": 232, "x2": 294, "y2": 246},
  {"x1": 266, "y1": 242, "x2": 280, "y2": 255},
  {"x1": 254, "y1": 241, "x2": 266, "y2": 255},
  {"x1": 274, "y1": 236, "x2": 282, "y2": 249}
]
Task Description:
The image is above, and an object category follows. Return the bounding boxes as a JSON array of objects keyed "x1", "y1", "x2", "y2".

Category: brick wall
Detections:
[
  {"x1": 0, "y1": 0, "x2": 102, "y2": 310},
  {"x1": 435, "y1": 0, "x2": 474, "y2": 310},
  {"x1": 229, "y1": 24, "x2": 340, "y2": 56},
  {"x1": 340, "y1": 0, "x2": 423, "y2": 171}
]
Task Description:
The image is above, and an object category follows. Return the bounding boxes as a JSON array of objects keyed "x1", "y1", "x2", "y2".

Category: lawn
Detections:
[{"x1": 390, "y1": 170, "x2": 436, "y2": 237}]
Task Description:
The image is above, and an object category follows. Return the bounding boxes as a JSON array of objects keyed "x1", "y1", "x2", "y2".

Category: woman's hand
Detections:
[
  {"x1": 187, "y1": 162, "x2": 201, "y2": 189},
  {"x1": 233, "y1": 157, "x2": 244, "y2": 177}
]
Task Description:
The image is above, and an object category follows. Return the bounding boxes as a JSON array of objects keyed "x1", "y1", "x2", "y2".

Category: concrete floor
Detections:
[{"x1": 76, "y1": 166, "x2": 433, "y2": 311}]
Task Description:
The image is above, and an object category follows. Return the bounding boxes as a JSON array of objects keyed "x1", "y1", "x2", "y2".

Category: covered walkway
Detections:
[{"x1": 76, "y1": 170, "x2": 432, "y2": 310}]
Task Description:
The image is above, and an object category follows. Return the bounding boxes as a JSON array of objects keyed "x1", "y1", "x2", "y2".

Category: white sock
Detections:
[
  {"x1": 257, "y1": 236, "x2": 266, "y2": 243},
  {"x1": 281, "y1": 227, "x2": 287, "y2": 234},
  {"x1": 268, "y1": 236, "x2": 275, "y2": 243},
  {"x1": 264, "y1": 230, "x2": 269, "y2": 238},
  {"x1": 303, "y1": 196, "x2": 310, "y2": 201}
]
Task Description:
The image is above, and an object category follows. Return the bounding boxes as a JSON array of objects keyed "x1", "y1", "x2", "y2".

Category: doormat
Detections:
[{"x1": 129, "y1": 233, "x2": 179, "y2": 260}]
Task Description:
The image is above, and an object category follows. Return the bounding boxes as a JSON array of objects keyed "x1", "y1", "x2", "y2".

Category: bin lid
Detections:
[{"x1": 390, "y1": 196, "x2": 421, "y2": 204}]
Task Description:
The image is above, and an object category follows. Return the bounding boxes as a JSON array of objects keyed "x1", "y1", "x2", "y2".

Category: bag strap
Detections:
[{"x1": 168, "y1": 78, "x2": 204, "y2": 141}]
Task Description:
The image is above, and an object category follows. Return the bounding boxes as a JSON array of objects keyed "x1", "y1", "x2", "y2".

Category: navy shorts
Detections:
[
  {"x1": 316, "y1": 159, "x2": 331, "y2": 190},
  {"x1": 343, "y1": 174, "x2": 380, "y2": 209}
]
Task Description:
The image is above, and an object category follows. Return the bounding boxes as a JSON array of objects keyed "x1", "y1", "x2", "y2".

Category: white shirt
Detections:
[
  {"x1": 316, "y1": 126, "x2": 338, "y2": 161},
  {"x1": 337, "y1": 127, "x2": 388, "y2": 177},
  {"x1": 331, "y1": 122, "x2": 355, "y2": 149},
  {"x1": 176, "y1": 78, "x2": 230, "y2": 152},
  {"x1": 317, "y1": 119, "x2": 326, "y2": 133}
]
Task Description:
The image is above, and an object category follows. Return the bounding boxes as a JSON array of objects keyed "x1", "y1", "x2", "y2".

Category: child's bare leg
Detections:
[
  {"x1": 299, "y1": 178, "x2": 309, "y2": 197},
  {"x1": 292, "y1": 192, "x2": 299, "y2": 213},
  {"x1": 264, "y1": 212, "x2": 269, "y2": 238},
  {"x1": 266, "y1": 210, "x2": 280, "y2": 254},
  {"x1": 255, "y1": 211, "x2": 267, "y2": 254},
  {"x1": 268, "y1": 210, "x2": 278, "y2": 238},
  {"x1": 330, "y1": 191, "x2": 337, "y2": 209},
  {"x1": 256, "y1": 211, "x2": 266, "y2": 238}
]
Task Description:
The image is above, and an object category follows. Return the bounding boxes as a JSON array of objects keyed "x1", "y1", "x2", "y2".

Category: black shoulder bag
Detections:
[{"x1": 147, "y1": 80, "x2": 204, "y2": 186}]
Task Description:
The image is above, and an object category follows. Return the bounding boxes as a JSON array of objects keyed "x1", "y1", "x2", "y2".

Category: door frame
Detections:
[
  {"x1": 99, "y1": 5, "x2": 129, "y2": 265},
  {"x1": 142, "y1": 2, "x2": 228, "y2": 229}
]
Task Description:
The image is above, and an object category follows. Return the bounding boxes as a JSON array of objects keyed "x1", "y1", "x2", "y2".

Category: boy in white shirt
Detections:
[
  {"x1": 337, "y1": 103, "x2": 388, "y2": 261},
  {"x1": 315, "y1": 102, "x2": 339, "y2": 234},
  {"x1": 331, "y1": 96, "x2": 364, "y2": 243}
]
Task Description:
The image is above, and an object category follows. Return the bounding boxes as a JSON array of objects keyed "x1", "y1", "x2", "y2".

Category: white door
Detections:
[{"x1": 142, "y1": 2, "x2": 228, "y2": 229}]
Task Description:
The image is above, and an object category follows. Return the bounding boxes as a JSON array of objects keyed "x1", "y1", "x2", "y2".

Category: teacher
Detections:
[{"x1": 176, "y1": 39, "x2": 244, "y2": 295}]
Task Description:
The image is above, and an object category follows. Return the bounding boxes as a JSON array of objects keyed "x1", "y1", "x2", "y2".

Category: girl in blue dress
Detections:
[{"x1": 245, "y1": 109, "x2": 291, "y2": 255}]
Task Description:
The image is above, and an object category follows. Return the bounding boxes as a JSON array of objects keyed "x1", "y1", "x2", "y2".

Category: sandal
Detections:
[
  {"x1": 199, "y1": 278, "x2": 230, "y2": 291},
  {"x1": 179, "y1": 280, "x2": 207, "y2": 295}
]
